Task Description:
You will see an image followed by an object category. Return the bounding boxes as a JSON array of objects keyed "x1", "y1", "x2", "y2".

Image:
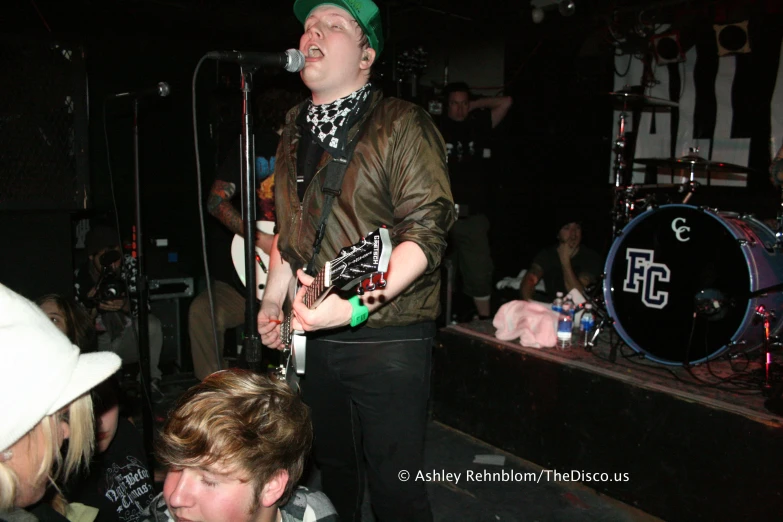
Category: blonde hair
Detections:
[
  {"x1": 156, "y1": 370, "x2": 312, "y2": 509},
  {"x1": 0, "y1": 393, "x2": 94, "y2": 512}
]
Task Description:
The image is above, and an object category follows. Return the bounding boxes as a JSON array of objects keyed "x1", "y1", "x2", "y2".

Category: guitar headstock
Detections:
[{"x1": 327, "y1": 227, "x2": 392, "y2": 291}]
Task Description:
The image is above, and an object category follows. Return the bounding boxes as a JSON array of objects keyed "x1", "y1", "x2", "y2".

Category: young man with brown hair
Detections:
[{"x1": 140, "y1": 369, "x2": 337, "y2": 522}]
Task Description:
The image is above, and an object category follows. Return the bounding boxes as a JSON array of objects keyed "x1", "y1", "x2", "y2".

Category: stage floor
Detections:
[
  {"x1": 432, "y1": 319, "x2": 783, "y2": 522},
  {"x1": 445, "y1": 319, "x2": 783, "y2": 426}
]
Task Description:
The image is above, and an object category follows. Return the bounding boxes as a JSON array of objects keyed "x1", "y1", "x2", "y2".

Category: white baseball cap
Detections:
[{"x1": 0, "y1": 283, "x2": 121, "y2": 452}]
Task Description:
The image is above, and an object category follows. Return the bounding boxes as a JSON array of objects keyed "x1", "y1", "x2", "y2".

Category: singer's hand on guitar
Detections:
[
  {"x1": 291, "y1": 269, "x2": 352, "y2": 332},
  {"x1": 258, "y1": 304, "x2": 284, "y2": 350}
]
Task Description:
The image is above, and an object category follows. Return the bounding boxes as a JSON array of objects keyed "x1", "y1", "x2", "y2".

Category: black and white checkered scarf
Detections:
[{"x1": 305, "y1": 83, "x2": 372, "y2": 159}]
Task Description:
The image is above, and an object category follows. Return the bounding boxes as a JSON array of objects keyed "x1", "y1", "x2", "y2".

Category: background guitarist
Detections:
[
  {"x1": 257, "y1": 1, "x2": 455, "y2": 520},
  {"x1": 188, "y1": 86, "x2": 303, "y2": 380}
]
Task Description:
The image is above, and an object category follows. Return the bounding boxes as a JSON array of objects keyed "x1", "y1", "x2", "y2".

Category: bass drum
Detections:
[{"x1": 604, "y1": 204, "x2": 783, "y2": 366}]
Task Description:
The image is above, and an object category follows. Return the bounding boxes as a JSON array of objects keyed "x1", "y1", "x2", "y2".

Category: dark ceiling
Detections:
[
  {"x1": 6, "y1": 0, "x2": 693, "y2": 47},
  {"x1": 7, "y1": 0, "x2": 776, "y2": 63}
]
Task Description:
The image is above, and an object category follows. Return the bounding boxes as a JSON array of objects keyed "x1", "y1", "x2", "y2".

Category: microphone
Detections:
[
  {"x1": 206, "y1": 49, "x2": 305, "y2": 73},
  {"x1": 694, "y1": 289, "x2": 729, "y2": 321},
  {"x1": 108, "y1": 82, "x2": 171, "y2": 99}
]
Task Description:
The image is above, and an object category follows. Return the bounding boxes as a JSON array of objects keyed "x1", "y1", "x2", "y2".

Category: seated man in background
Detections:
[
  {"x1": 74, "y1": 224, "x2": 164, "y2": 396},
  {"x1": 139, "y1": 369, "x2": 338, "y2": 522},
  {"x1": 520, "y1": 215, "x2": 603, "y2": 303}
]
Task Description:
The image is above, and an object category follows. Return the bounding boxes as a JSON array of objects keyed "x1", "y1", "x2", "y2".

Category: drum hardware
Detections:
[
  {"x1": 573, "y1": 296, "x2": 611, "y2": 353},
  {"x1": 607, "y1": 91, "x2": 679, "y2": 111},
  {"x1": 679, "y1": 180, "x2": 700, "y2": 204},
  {"x1": 747, "y1": 281, "x2": 783, "y2": 299},
  {"x1": 607, "y1": 89, "x2": 682, "y2": 236},
  {"x1": 611, "y1": 110, "x2": 630, "y2": 237},
  {"x1": 603, "y1": 204, "x2": 783, "y2": 367},
  {"x1": 694, "y1": 289, "x2": 730, "y2": 322},
  {"x1": 754, "y1": 305, "x2": 779, "y2": 395},
  {"x1": 579, "y1": 280, "x2": 624, "y2": 359},
  {"x1": 776, "y1": 186, "x2": 783, "y2": 249},
  {"x1": 634, "y1": 148, "x2": 755, "y2": 189}
]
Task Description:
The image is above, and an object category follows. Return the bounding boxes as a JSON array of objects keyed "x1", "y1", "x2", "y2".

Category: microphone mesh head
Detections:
[
  {"x1": 285, "y1": 49, "x2": 305, "y2": 73},
  {"x1": 158, "y1": 82, "x2": 171, "y2": 97}
]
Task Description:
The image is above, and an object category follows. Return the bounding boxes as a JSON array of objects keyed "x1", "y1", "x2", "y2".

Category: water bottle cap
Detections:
[
  {"x1": 585, "y1": 303, "x2": 593, "y2": 309},
  {"x1": 556, "y1": 292, "x2": 563, "y2": 297}
]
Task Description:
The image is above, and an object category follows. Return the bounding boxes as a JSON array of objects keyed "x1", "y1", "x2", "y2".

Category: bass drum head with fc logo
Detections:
[{"x1": 603, "y1": 204, "x2": 777, "y2": 366}]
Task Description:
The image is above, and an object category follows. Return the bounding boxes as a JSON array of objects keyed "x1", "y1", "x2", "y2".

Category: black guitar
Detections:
[{"x1": 277, "y1": 227, "x2": 392, "y2": 383}]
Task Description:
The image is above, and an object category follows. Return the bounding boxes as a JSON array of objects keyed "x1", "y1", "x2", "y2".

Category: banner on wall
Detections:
[{"x1": 610, "y1": 23, "x2": 783, "y2": 186}]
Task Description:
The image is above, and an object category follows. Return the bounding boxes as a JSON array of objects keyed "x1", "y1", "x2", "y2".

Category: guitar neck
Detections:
[{"x1": 302, "y1": 262, "x2": 331, "y2": 309}]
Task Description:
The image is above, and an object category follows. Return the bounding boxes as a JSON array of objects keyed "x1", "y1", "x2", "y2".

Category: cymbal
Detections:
[
  {"x1": 633, "y1": 155, "x2": 755, "y2": 174},
  {"x1": 608, "y1": 91, "x2": 679, "y2": 110}
]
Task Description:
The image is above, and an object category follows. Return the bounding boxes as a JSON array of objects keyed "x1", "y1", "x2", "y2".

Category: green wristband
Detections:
[{"x1": 348, "y1": 295, "x2": 369, "y2": 327}]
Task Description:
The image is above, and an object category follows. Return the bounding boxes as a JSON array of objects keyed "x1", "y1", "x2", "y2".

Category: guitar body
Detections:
[
  {"x1": 231, "y1": 220, "x2": 275, "y2": 300},
  {"x1": 279, "y1": 306, "x2": 307, "y2": 383},
  {"x1": 277, "y1": 227, "x2": 393, "y2": 381}
]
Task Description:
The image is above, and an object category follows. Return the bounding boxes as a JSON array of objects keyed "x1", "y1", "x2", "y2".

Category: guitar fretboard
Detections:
[
  {"x1": 283, "y1": 264, "x2": 329, "y2": 349},
  {"x1": 303, "y1": 264, "x2": 329, "y2": 309}
]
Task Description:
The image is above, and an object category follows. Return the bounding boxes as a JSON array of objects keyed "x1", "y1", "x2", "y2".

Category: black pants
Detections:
[{"x1": 304, "y1": 334, "x2": 433, "y2": 522}]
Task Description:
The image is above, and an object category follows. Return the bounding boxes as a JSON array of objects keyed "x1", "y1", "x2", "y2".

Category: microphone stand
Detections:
[
  {"x1": 239, "y1": 65, "x2": 263, "y2": 369},
  {"x1": 132, "y1": 99, "x2": 154, "y2": 467}
]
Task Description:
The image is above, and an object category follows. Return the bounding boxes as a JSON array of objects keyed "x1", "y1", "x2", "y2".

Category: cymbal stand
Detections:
[
  {"x1": 681, "y1": 147, "x2": 700, "y2": 204},
  {"x1": 680, "y1": 180, "x2": 699, "y2": 204},
  {"x1": 576, "y1": 281, "x2": 618, "y2": 359},
  {"x1": 776, "y1": 185, "x2": 783, "y2": 249},
  {"x1": 755, "y1": 305, "x2": 778, "y2": 395},
  {"x1": 612, "y1": 110, "x2": 632, "y2": 237}
]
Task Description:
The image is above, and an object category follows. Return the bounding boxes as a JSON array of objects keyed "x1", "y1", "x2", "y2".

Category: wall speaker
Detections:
[
  {"x1": 0, "y1": 36, "x2": 89, "y2": 211},
  {"x1": 714, "y1": 21, "x2": 751, "y2": 56},
  {"x1": 150, "y1": 297, "x2": 191, "y2": 371},
  {"x1": 651, "y1": 31, "x2": 685, "y2": 65}
]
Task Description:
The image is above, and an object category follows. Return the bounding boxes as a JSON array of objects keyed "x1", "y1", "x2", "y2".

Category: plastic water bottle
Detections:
[
  {"x1": 563, "y1": 294, "x2": 575, "y2": 319},
  {"x1": 557, "y1": 300, "x2": 573, "y2": 350},
  {"x1": 552, "y1": 292, "x2": 564, "y2": 314},
  {"x1": 579, "y1": 303, "x2": 595, "y2": 348}
]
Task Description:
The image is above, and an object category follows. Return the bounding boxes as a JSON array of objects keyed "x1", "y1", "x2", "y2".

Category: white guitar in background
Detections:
[{"x1": 231, "y1": 220, "x2": 275, "y2": 300}]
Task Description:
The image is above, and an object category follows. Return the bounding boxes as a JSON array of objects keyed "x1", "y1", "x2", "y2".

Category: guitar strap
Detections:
[{"x1": 305, "y1": 117, "x2": 369, "y2": 275}]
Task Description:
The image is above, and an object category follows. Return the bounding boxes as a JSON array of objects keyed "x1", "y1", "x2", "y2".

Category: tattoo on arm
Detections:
[
  {"x1": 207, "y1": 180, "x2": 243, "y2": 236},
  {"x1": 521, "y1": 264, "x2": 544, "y2": 300},
  {"x1": 528, "y1": 264, "x2": 544, "y2": 280}
]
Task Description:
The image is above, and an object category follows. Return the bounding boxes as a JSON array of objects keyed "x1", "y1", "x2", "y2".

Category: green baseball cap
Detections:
[{"x1": 294, "y1": 0, "x2": 384, "y2": 57}]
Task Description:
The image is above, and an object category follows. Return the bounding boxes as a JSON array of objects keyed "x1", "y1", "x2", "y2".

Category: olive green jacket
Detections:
[{"x1": 274, "y1": 88, "x2": 455, "y2": 327}]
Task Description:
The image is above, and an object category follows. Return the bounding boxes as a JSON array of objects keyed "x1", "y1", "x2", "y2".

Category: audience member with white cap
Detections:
[{"x1": 0, "y1": 283, "x2": 121, "y2": 520}]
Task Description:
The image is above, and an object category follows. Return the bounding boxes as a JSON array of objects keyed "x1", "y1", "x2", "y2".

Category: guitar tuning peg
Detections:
[
  {"x1": 356, "y1": 286, "x2": 365, "y2": 296},
  {"x1": 365, "y1": 283, "x2": 376, "y2": 292},
  {"x1": 377, "y1": 276, "x2": 387, "y2": 289}
]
